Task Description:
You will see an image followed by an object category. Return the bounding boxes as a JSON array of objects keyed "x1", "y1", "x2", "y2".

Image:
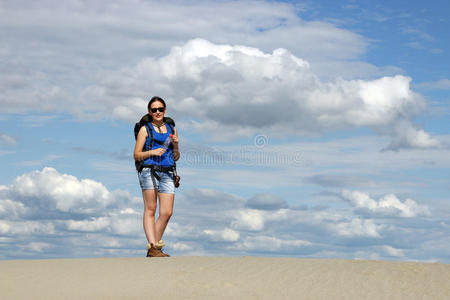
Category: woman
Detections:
[{"x1": 134, "y1": 96, "x2": 180, "y2": 257}]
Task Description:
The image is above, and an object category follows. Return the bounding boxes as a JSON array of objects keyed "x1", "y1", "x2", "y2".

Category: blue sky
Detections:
[{"x1": 1, "y1": 0, "x2": 449, "y2": 261}]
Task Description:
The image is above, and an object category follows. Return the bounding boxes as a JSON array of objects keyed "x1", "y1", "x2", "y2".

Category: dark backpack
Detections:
[
  {"x1": 134, "y1": 114, "x2": 176, "y2": 172},
  {"x1": 134, "y1": 114, "x2": 175, "y2": 140}
]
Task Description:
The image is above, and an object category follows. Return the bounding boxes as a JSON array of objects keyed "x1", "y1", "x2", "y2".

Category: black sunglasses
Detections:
[{"x1": 151, "y1": 107, "x2": 165, "y2": 113}]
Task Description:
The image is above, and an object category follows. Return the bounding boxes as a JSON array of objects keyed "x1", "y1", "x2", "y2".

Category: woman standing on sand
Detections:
[{"x1": 134, "y1": 96, "x2": 180, "y2": 257}]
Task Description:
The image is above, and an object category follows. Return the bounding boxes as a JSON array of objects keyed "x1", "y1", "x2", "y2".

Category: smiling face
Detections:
[{"x1": 149, "y1": 100, "x2": 166, "y2": 122}]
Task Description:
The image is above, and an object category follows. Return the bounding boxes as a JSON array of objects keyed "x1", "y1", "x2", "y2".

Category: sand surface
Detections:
[{"x1": 1, "y1": 257, "x2": 449, "y2": 299}]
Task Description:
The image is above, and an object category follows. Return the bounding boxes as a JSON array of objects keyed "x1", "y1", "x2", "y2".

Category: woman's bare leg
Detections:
[
  {"x1": 155, "y1": 193, "x2": 174, "y2": 242},
  {"x1": 142, "y1": 189, "x2": 158, "y2": 245}
]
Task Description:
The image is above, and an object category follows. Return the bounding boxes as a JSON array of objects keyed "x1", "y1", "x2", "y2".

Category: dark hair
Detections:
[{"x1": 148, "y1": 96, "x2": 166, "y2": 110}]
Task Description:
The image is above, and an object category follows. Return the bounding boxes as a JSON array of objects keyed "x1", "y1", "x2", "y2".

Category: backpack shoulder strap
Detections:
[
  {"x1": 166, "y1": 122, "x2": 175, "y2": 135},
  {"x1": 164, "y1": 117, "x2": 175, "y2": 127},
  {"x1": 144, "y1": 123, "x2": 153, "y2": 150}
]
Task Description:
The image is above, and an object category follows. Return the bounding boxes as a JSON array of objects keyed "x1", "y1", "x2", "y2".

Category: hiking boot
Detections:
[
  {"x1": 159, "y1": 248, "x2": 171, "y2": 257},
  {"x1": 146, "y1": 243, "x2": 165, "y2": 257},
  {"x1": 153, "y1": 241, "x2": 170, "y2": 257}
]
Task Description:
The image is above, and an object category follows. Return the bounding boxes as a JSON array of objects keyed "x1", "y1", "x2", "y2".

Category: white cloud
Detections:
[
  {"x1": 109, "y1": 215, "x2": 141, "y2": 236},
  {"x1": 332, "y1": 218, "x2": 383, "y2": 237},
  {"x1": 382, "y1": 245, "x2": 405, "y2": 257},
  {"x1": 0, "y1": 220, "x2": 55, "y2": 236},
  {"x1": 0, "y1": 221, "x2": 10, "y2": 235},
  {"x1": 23, "y1": 242, "x2": 53, "y2": 253},
  {"x1": 10, "y1": 167, "x2": 113, "y2": 214},
  {"x1": 0, "y1": 0, "x2": 370, "y2": 116},
  {"x1": 342, "y1": 190, "x2": 431, "y2": 218},
  {"x1": 66, "y1": 217, "x2": 110, "y2": 232},
  {"x1": 120, "y1": 208, "x2": 139, "y2": 215},
  {"x1": 164, "y1": 222, "x2": 199, "y2": 239},
  {"x1": 203, "y1": 227, "x2": 240, "y2": 242},
  {"x1": 383, "y1": 120, "x2": 442, "y2": 150},
  {"x1": 0, "y1": 167, "x2": 142, "y2": 241},
  {"x1": 0, "y1": 199, "x2": 28, "y2": 219},
  {"x1": 0, "y1": 0, "x2": 366, "y2": 67},
  {"x1": 91, "y1": 38, "x2": 437, "y2": 150},
  {"x1": 4, "y1": 169, "x2": 141, "y2": 236},
  {"x1": 1, "y1": 1, "x2": 436, "y2": 149},
  {"x1": 0, "y1": 169, "x2": 446, "y2": 261},
  {"x1": 354, "y1": 251, "x2": 381, "y2": 261},
  {"x1": 231, "y1": 209, "x2": 265, "y2": 231},
  {"x1": 171, "y1": 242, "x2": 194, "y2": 252},
  {"x1": 235, "y1": 236, "x2": 312, "y2": 252}
]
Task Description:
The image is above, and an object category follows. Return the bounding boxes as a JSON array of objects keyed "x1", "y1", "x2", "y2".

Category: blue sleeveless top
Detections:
[{"x1": 143, "y1": 123, "x2": 174, "y2": 167}]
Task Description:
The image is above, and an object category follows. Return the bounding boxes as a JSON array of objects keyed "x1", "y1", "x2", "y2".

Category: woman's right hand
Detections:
[{"x1": 151, "y1": 148, "x2": 166, "y2": 157}]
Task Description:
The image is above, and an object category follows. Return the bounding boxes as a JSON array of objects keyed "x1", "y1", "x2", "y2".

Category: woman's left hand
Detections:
[
  {"x1": 171, "y1": 134, "x2": 178, "y2": 144},
  {"x1": 171, "y1": 129, "x2": 180, "y2": 161}
]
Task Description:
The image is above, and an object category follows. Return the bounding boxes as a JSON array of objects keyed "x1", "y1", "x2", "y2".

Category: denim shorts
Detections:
[{"x1": 138, "y1": 168, "x2": 175, "y2": 194}]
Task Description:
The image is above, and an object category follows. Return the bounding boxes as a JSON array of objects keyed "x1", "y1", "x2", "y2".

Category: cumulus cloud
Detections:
[
  {"x1": 167, "y1": 185, "x2": 438, "y2": 257},
  {"x1": 91, "y1": 38, "x2": 438, "y2": 150},
  {"x1": 0, "y1": 168, "x2": 442, "y2": 261},
  {"x1": 2, "y1": 171, "x2": 282, "y2": 257},
  {"x1": 2, "y1": 1, "x2": 436, "y2": 149},
  {"x1": 0, "y1": 220, "x2": 55, "y2": 236},
  {"x1": 383, "y1": 120, "x2": 442, "y2": 150},
  {"x1": 203, "y1": 227, "x2": 240, "y2": 242},
  {"x1": 10, "y1": 167, "x2": 114, "y2": 214},
  {"x1": 0, "y1": 167, "x2": 143, "y2": 258},
  {"x1": 231, "y1": 209, "x2": 265, "y2": 231},
  {"x1": 332, "y1": 218, "x2": 383, "y2": 237},
  {"x1": 382, "y1": 245, "x2": 405, "y2": 257},
  {"x1": 0, "y1": 0, "x2": 370, "y2": 116},
  {"x1": 171, "y1": 242, "x2": 194, "y2": 252},
  {"x1": 342, "y1": 190, "x2": 431, "y2": 218},
  {"x1": 6, "y1": 167, "x2": 140, "y2": 218},
  {"x1": 0, "y1": 199, "x2": 28, "y2": 219},
  {"x1": 0, "y1": 0, "x2": 367, "y2": 70},
  {"x1": 66, "y1": 217, "x2": 111, "y2": 232},
  {"x1": 22, "y1": 242, "x2": 53, "y2": 253}
]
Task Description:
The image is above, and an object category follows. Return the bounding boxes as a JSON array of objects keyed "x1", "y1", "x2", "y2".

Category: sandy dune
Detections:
[{"x1": 1, "y1": 257, "x2": 449, "y2": 299}]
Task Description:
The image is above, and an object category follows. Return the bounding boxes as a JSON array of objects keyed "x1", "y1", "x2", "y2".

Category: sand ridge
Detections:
[{"x1": 1, "y1": 257, "x2": 449, "y2": 299}]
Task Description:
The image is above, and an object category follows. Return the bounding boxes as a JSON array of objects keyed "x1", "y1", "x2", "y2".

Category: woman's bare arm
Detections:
[
  {"x1": 134, "y1": 126, "x2": 150, "y2": 161},
  {"x1": 172, "y1": 127, "x2": 180, "y2": 161}
]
